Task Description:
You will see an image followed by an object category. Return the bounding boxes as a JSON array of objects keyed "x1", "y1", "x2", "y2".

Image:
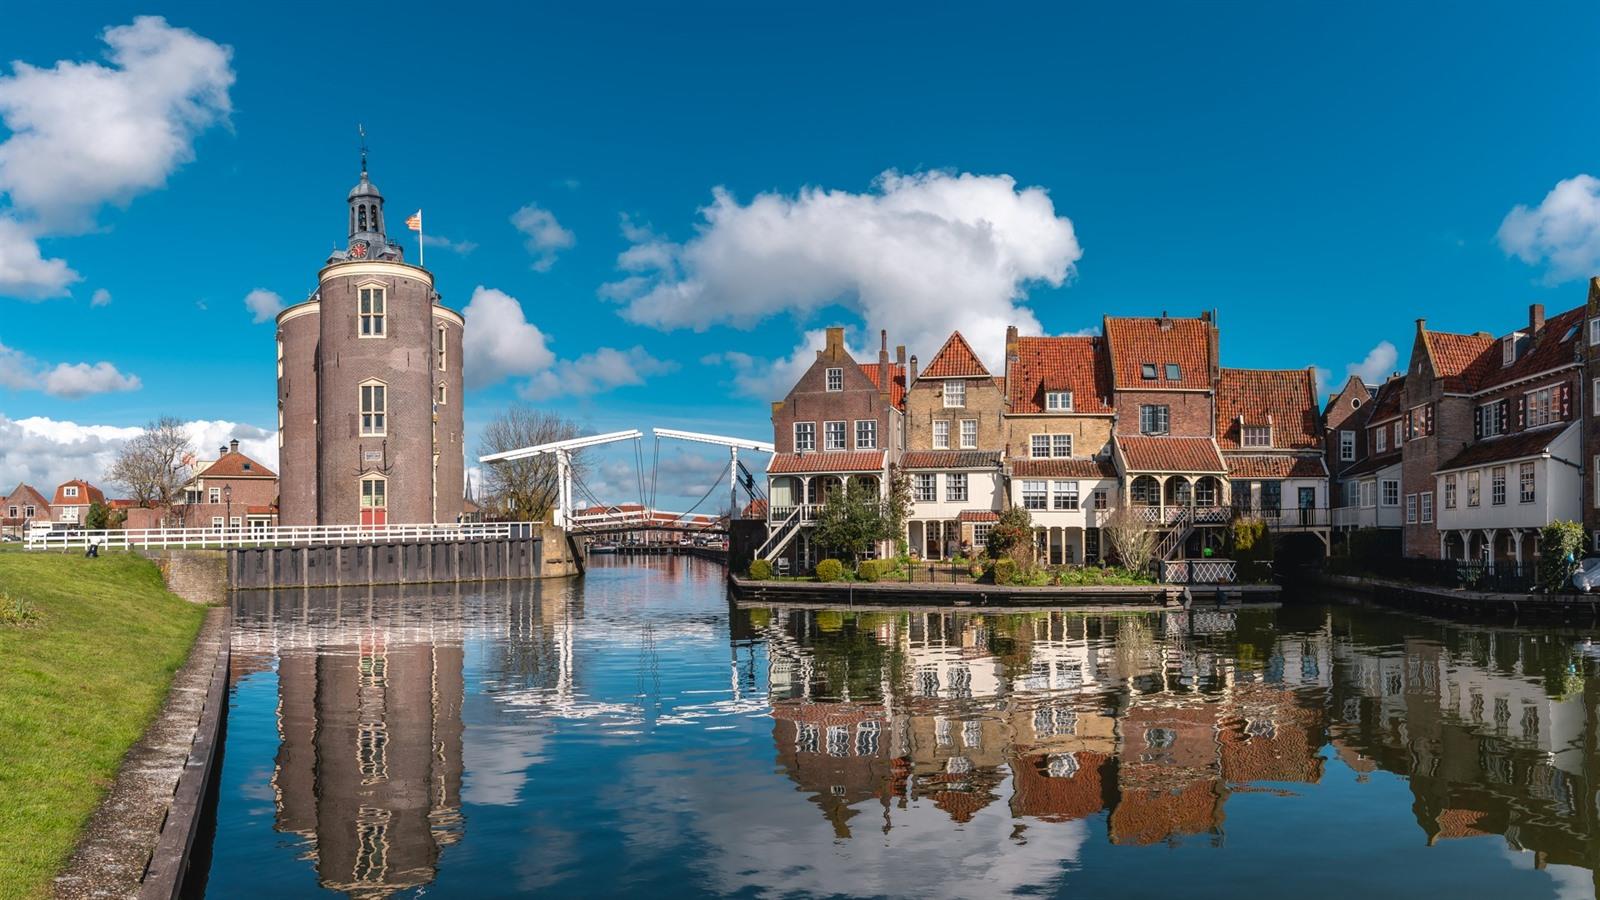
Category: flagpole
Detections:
[{"x1": 418, "y1": 211, "x2": 425, "y2": 268}]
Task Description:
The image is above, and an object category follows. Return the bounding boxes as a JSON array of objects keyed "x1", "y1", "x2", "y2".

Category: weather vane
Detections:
[{"x1": 358, "y1": 123, "x2": 368, "y2": 175}]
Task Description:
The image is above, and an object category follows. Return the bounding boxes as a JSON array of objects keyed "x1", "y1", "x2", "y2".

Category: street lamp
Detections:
[{"x1": 223, "y1": 485, "x2": 232, "y2": 532}]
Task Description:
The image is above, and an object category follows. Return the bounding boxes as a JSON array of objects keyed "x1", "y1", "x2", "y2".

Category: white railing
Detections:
[
  {"x1": 767, "y1": 503, "x2": 822, "y2": 524},
  {"x1": 568, "y1": 508, "x2": 719, "y2": 531},
  {"x1": 757, "y1": 506, "x2": 804, "y2": 562},
  {"x1": 24, "y1": 521, "x2": 539, "y2": 551},
  {"x1": 1160, "y1": 559, "x2": 1238, "y2": 584},
  {"x1": 1131, "y1": 505, "x2": 1229, "y2": 526}
]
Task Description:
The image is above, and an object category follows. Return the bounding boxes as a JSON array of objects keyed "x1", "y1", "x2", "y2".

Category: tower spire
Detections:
[{"x1": 358, "y1": 123, "x2": 368, "y2": 176}]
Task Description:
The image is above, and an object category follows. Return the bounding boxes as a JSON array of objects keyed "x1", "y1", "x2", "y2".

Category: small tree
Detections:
[
  {"x1": 477, "y1": 405, "x2": 588, "y2": 522},
  {"x1": 1104, "y1": 506, "x2": 1158, "y2": 575},
  {"x1": 812, "y1": 479, "x2": 886, "y2": 565},
  {"x1": 1230, "y1": 517, "x2": 1275, "y2": 582},
  {"x1": 107, "y1": 416, "x2": 194, "y2": 520},
  {"x1": 1539, "y1": 521, "x2": 1585, "y2": 591},
  {"x1": 84, "y1": 501, "x2": 111, "y2": 530},
  {"x1": 987, "y1": 505, "x2": 1034, "y2": 566},
  {"x1": 884, "y1": 467, "x2": 913, "y2": 557}
]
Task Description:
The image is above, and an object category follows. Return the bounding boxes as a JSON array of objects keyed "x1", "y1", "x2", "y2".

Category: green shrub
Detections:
[
  {"x1": 0, "y1": 592, "x2": 38, "y2": 626},
  {"x1": 857, "y1": 559, "x2": 894, "y2": 582},
  {"x1": 747, "y1": 559, "x2": 774, "y2": 580},
  {"x1": 814, "y1": 558, "x2": 847, "y2": 582},
  {"x1": 991, "y1": 557, "x2": 1019, "y2": 585},
  {"x1": 1539, "y1": 521, "x2": 1585, "y2": 591},
  {"x1": 968, "y1": 563, "x2": 984, "y2": 578}
]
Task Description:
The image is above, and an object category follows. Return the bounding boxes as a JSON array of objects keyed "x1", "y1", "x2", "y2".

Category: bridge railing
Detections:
[
  {"x1": 24, "y1": 521, "x2": 540, "y2": 551},
  {"x1": 569, "y1": 508, "x2": 723, "y2": 532}
]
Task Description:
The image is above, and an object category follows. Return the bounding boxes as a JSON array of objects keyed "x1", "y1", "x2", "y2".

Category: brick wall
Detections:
[
  {"x1": 1001, "y1": 415, "x2": 1114, "y2": 462},
  {"x1": 1111, "y1": 390, "x2": 1213, "y2": 437},
  {"x1": 770, "y1": 328, "x2": 900, "y2": 460},
  {"x1": 906, "y1": 377, "x2": 1005, "y2": 450}
]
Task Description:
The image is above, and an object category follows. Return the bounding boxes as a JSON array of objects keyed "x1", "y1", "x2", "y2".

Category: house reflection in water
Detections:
[
  {"x1": 749, "y1": 604, "x2": 1598, "y2": 876},
  {"x1": 236, "y1": 588, "x2": 466, "y2": 898}
]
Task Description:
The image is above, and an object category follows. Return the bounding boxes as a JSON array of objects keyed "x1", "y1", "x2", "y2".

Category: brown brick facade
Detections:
[
  {"x1": 906, "y1": 375, "x2": 1005, "y2": 451},
  {"x1": 769, "y1": 327, "x2": 903, "y2": 460},
  {"x1": 1111, "y1": 390, "x2": 1214, "y2": 438}
]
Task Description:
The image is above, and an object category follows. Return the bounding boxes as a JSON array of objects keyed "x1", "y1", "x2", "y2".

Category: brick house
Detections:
[
  {"x1": 1001, "y1": 328, "x2": 1118, "y2": 564},
  {"x1": 181, "y1": 439, "x2": 280, "y2": 531},
  {"x1": 0, "y1": 483, "x2": 50, "y2": 537},
  {"x1": 904, "y1": 331, "x2": 1007, "y2": 557},
  {"x1": 1331, "y1": 374, "x2": 1406, "y2": 537},
  {"x1": 1323, "y1": 375, "x2": 1378, "y2": 487},
  {"x1": 52, "y1": 479, "x2": 105, "y2": 525},
  {"x1": 1215, "y1": 367, "x2": 1330, "y2": 550},
  {"x1": 765, "y1": 327, "x2": 906, "y2": 569},
  {"x1": 1431, "y1": 304, "x2": 1584, "y2": 569}
]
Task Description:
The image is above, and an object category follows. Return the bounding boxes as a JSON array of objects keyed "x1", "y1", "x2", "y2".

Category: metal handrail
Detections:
[{"x1": 756, "y1": 506, "x2": 804, "y2": 561}]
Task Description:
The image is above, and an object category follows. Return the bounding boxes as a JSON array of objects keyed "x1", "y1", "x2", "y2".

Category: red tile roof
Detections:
[
  {"x1": 1104, "y1": 316, "x2": 1215, "y2": 390},
  {"x1": 1007, "y1": 336, "x2": 1114, "y2": 414},
  {"x1": 1010, "y1": 457, "x2": 1119, "y2": 478},
  {"x1": 200, "y1": 448, "x2": 277, "y2": 479},
  {"x1": 1436, "y1": 422, "x2": 1574, "y2": 472},
  {"x1": 768, "y1": 451, "x2": 886, "y2": 474},
  {"x1": 245, "y1": 505, "x2": 277, "y2": 515},
  {"x1": 1117, "y1": 437, "x2": 1226, "y2": 473},
  {"x1": 957, "y1": 510, "x2": 999, "y2": 523},
  {"x1": 52, "y1": 479, "x2": 104, "y2": 506},
  {"x1": 857, "y1": 361, "x2": 907, "y2": 409},
  {"x1": 1, "y1": 483, "x2": 49, "y2": 510},
  {"x1": 901, "y1": 450, "x2": 1001, "y2": 469},
  {"x1": 1215, "y1": 368, "x2": 1321, "y2": 450},
  {"x1": 1365, "y1": 375, "x2": 1407, "y2": 423},
  {"x1": 1471, "y1": 305, "x2": 1585, "y2": 393},
  {"x1": 919, "y1": 331, "x2": 991, "y2": 378},
  {"x1": 1423, "y1": 330, "x2": 1497, "y2": 392},
  {"x1": 1224, "y1": 455, "x2": 1328, "y2": 479},
  {"x1": 741, "y1": 498, "x2": 768, "y2": 519}
]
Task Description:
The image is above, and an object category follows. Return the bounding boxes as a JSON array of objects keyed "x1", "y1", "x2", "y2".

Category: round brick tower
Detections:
[{"x1": 276, "y1": 156, "x2": 465, "y2": 526}]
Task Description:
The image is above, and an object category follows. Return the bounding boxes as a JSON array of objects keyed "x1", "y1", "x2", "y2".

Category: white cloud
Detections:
[
  {"x1": 519, "y1": 346, "x2": 676, "y2": 401},
  {"x1": 90, "y1": 287, "x2": 111, "y2": 307},
  {"x1": 510, "y1": 204, "x2": 575, "y2": 272},
  {"x1": 0, "y1": 413, "x2": 276, "y2": 494},
  {"x1": 243, "y1": 287, "x2": 283, "y2": 323},
  {"x1": 421, "y1": 232, "x2": 477, "y2": 254},
  {"x1": 461, "y1": 286, "x2": 556, "y2": 390},
  {"x1": 603, "y1": 170, "x2": 1082, "y2": 370},
  {"x1": 0, "y1": 16, "x2": 234, "y2": 231},
  {"x1": 42, "y1": 362, "x2": 141, "y2": 398},
  {"x1": 1498, "y1": 174, "x2": 1600, "y2": 283},
  {"x1": 702, "y1": 327, "x2": 865, "y2": 400},
  {"x1": 1317, "y1": 339, "x2": 1399, "y2": 399},
  {"x1": 0, "y1": 339, "x2": 141, "y2": 398},
  {"x1": 0, "y1": 216, "x2": 79, "y2": 299}
]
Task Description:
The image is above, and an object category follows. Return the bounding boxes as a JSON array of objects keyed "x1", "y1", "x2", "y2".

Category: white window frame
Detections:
[
  {"x1": 1092, "y1": 488, "x2": 1109, "y2": 510},
  {"x1": 1139, "y1": 405, "x2": 1169, "y2": 435},
  {"x1": 825, "y1": 367, "x2": 844, "y2": 392},
  {"x1": 1360, "y1": 481, "x2": 1376, "y2": 508},
  {"x1": 1375, "y1": 427, "x2": 1386, "y2": 453},
  {"x1": 946, "y1": 473, "x2": 968, "y2": 503},
  {"x1": 912, "y1": 473, "x2": 936, "y2": 502},
  {"x1": 1443, "y1": 475, "x2": 1456, "y2": 509},
  {"x1": 959, "y1": 419, "x2": 977, "y2": 449},
  {"x1": 1405, "y1": 493, "x2": 1417, "y2": 524},
  {"x1": 437, "y1": 382, "x2": 447, "y2": 405},
  {"x1": 1052, "y1": 480, "x2": 1080, "y2": 511},
  {"x1": 794, "y1": 421, "x2": 816, "y2": 452},
  {"x1": 1051, "y1": 434, "x2": 1072, "y2": 458},
  {"x1": 210, "y1": 516, "x2": 224, "y2": 532},
  {"x1": 1045, "y1": 391, "x2": 1073, "y2": 411},
  {"x1": 360, "y1": 474, "x2": 388, "y2": 510},
  {"x1": 24, "y1": 505, "x2": 33, "y2": 518},
  {"x1": 855, "y1": 419, "x2": 877, "y2": 449},
  {"x1": 1420, "y1": 490, "x2": 1433, "y2": 524},
  {"x1": 972, "y1": 522, "x2": 993, "y2": 547},
  {"x1": 1021, "y1": 480, "x2": 1047, "y2": 510},
  {"x1": 1491, "y1": 466, "x2": 1506, "y2": 506},
  {"x1": 933, "y1": 420, "x2": 950, "y2": 450},
  {"x1": 943, "y1": 380, "x2": 966, "y2": 408},
  {"x1": 276, "y1": 338, "x2": 284, "y2": 378},
  {"x1": 1030, "y1": 434, "x2": 1050, "y2": 458},
  {"x1": 1526, "y1": 386, "x2": 1555, "y2": 427},
  {"x1": 1395, "y1": 420, "x2": 1404, "y2": 445},
  {"x1": 1594, "y1": 377, "x2": 1600, "y2": 416},
  {"x1": 437, "y1": 324, "x2": 448, "y2": 371},
  {"x1": 1590, "y1": 317, "x2": 1600, "y2": 347},
  {"x1": 1241, "y1": 425, "x2": 1271, "y2": 449},
  {"x1": 1339, "y1": 430, "x2": 1355, "y2": 462},
  {"x1": 1480, "y1": 401, "x2": 1504, "y2": 437},
  {"x1": 1519, "y1": 461, "x2": 1534, "y2": 503},
  {"x1": 208, "y1": 487, "x2": 220, "y2": 504},
  {"x1": 358, "y1": 285, "x2": 386, "y2": 337},
  {"x1": 1381, "y1": 479, "x2": 1399, "y2": 507},
  {"x1": 823, "y1": 420, "x2": 847, "y2": 451},
  {"x1": 360, "y1": 379, "x2": 388, "y2": 436},
  {"x1": 1467, "y1": 470, "x2": 1481, "y2": 507}
]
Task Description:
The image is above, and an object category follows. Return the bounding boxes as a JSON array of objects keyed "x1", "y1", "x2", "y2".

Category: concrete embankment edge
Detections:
[
  {"x1": 53, "y1": 606, "x2": 230, "y2": 899},
  {"x1": 729, "y1": 575, "x2": 1279, "y2": 607}
]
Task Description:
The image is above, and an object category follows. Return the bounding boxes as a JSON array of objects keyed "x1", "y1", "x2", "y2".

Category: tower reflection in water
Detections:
[
  {"x1": 750, "y1": 605, "x2": 1599, "y2": 873},
  {"x1": 236, "y1": 588, "x2": 466, "y2": 898}
]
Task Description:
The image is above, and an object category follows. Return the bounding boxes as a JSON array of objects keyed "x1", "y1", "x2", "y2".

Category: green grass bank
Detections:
[{"x1": 0, "y1": 549, "x2": 206, "y2": 900}]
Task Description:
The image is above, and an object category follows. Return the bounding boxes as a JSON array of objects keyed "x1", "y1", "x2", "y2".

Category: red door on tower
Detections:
[{"x1": 360, "y1": 476, "x2": 387, "y2": 528}]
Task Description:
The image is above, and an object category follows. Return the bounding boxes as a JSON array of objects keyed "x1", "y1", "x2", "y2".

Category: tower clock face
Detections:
[{"x1": 349, "y1": 241, "x2": 368, "y2": 259}]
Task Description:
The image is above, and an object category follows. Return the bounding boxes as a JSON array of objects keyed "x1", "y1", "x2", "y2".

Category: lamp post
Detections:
[{"x1": 223, "y1": 485, "x2": 233, "y2": 533}]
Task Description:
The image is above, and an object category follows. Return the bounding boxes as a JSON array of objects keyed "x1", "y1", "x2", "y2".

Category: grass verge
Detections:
[{"x1": 0, "y1": 549, "x2": 205, "y2": 900}]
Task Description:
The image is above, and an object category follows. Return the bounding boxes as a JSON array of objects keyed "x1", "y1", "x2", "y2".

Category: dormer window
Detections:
[
  {"x1": 1241, "y1": 426, "x2": 1270, "y2": 448},
  {"x1": 1501, "y1": 334, "x2": 1518, "y2": 367},
  {"x1": 943, "y1": 381, "x2": 966, "y2": 408},
  {"x1": 825, "y1": 367, "x2": 843, "y2": 392},
  {"x1": 1045, "y1": 391, "x2": 1073, "y2": 411},
  {"x1": 64, "y1": 486, "x2": 78, "y2": 499},
  {"x1": 1140, "y1": 363, "x2": 1158, "y2": 380},
  {"x1": 1165, "y1": 364, "x2": 1181, "y2": 381}
]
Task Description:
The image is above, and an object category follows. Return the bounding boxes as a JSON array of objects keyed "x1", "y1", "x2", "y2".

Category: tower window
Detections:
[
  {"x1": 437, "y1": 382, "x2": 447, "y2": 405},
  {"x1": 358, "y1": 204, "x2": 368, "y2": 231},
  {"x1": 437, "y1": 324, "x2": 447, "y2": 370},
  {"x1": 359, "y1": 287, "x2": 385, "y2": 336},
  {"x1": 360, "y1": 380, "x2": 387, "y2": 435}
]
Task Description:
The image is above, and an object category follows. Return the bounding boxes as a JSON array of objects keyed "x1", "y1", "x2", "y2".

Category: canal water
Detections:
[{"x1": 202, "y1": 556, "x2": 1600, "y2": 899}]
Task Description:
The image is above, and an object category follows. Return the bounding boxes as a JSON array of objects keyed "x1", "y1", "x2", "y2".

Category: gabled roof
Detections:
[
  {"x1": 900, "y1": 450, "x2": 1001, "y2": 469},
  {"x1": 52, "y1": 480, "x2": 104, "y2": 506},
  {"x1": 1, "y1": 483, "x2": 49, "y2": 508},
  {"x1": 768, "y1": 451, "x2": 886, "y2": 475},
  {"x1": 919, "y1": 331, "x2": 991, "y2": 378},
  {"x1": 1116, "y1": 437, "x2": 1227, "y2": 474},
  {"x1": 1365, "y1": 375, "x2": 1408, "y2": 424},
  {"x1": 1472, "y1": 305, "x2": 1585, "y2": 393},
  {"x1": 1006, "y1": 336, "x2": 1114, "y2": 414},
  {"x1": 1103, "y1": 315, "x2": 1214, "y2": 391},
  {"x1": 1224, "y1": 455, "x2": 1329, "y2": 479},
  {"x1": 856, "y1": 361, "x2": 907, "y2": 410},
  {"x1": 1010, "y1": 457, "x2": 1119, "y2": 479},
  {"x1": 199, "y1": 448, "x2": 277, "y2": 479},
  {"x1": 1422, "y1": 330, "x2": 1497, "y2": 392},
  {"x1": 1436, "y1": 422, "x2": 1574, "y2": 473},
  {"x1": 1215, "y1": 368, "x2": 1321, "y2": 450}
]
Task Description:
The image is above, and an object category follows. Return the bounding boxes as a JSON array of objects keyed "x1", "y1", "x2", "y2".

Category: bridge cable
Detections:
[
  {"x1": 633, "y1": 436, "x2": 648, "y2": 512},
  {"x1": 648, "y1": 436, "x2": 661, "y2": 509}
]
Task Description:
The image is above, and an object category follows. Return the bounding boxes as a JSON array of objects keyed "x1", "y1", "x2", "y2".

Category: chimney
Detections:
[
  {"x1": 229, "y1": 438, "x2": 239, "y2": 454},
  {"x1": 823, "y1": 326, "x2": 845, "y2": 359},
  {"x1": 895, "y1": 344, "x2": 906, "y2": 366},
  {"x1": 1005, "y1": 324, "x2": 1019, "y2": 362},
  {"x1": 1159, "y1": 310, "x2": 1172, "y2": 331},
  {"x1": 1529, "y1": 303, "x2": 1545, "y2": 334},
  {"x1": 218, "y1": 445, "x2": 227, "y2": 456},
  {"x1": 909, "y1": 354, "x2": 919, "y2": 383},
  {"x1": 878, "y1": 329, "x2": 890, "y2": 400}
]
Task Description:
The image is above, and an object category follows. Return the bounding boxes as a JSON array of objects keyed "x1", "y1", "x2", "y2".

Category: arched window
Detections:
[
  {"x1": 436, "y1": 382, "x2": 447, "y2": 405},
  {"x1": 359, "y1": 379, "x2": 387, "y2": 436},
  {"x1": 360, "y1": 474, "x2": 388, "y2": 527},
  {"x1": 436, "y1": 324, "x2": 448, "y2": 371},
  {"x1": 359, "y1": 286, "x2": 385, "y2": 337},
  {"x1": 1130, "y1": 475, "x2": 1160, "y2": 505}
]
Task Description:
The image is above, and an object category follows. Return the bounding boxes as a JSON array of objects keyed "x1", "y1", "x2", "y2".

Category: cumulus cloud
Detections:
[
  {"x1": 90, "y1": 287, "x2": 111, "y2": 307},
  {"x1": 0, "y1": 413, "x2": 275, "y2": 493},
  {"x1": 0, "y1": 339, "x2": 141, "y2": 398},
  {"x1": 1316, "y1": 339, "x2": 1399, "y2": 399},
  {"x1": 1498, "y1": 174, "x2": 1600, "y2": 283},
  {"x1": 520, "y1": 346, "x2": 676, "y2": 401},
  {"x1": 243, "y1": 287, "x2": 283, "y2": 323},
  {"x1": 421, "y1": 232, "x2": 478, "y2": 254},
  {"x1": 0, "y1": 17, "x2": 232, "y2": 300},
  {"x1": 511, "y1": 203, "x2": 575, "y2": 271},
  {"x1": 603, "y1": 170, "x2": 1082, "y2": 369}
]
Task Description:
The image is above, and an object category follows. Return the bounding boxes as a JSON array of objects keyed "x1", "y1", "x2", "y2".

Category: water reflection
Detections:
[{"x1": 207, "y1": 559, "x2": 1600, "y2": 898}]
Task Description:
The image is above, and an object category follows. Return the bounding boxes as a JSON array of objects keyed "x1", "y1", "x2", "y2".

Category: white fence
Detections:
[
  {"x1": 1159, "y1": 559, "x2": 1238, "y2": 584},
  {"x1": 24, "y1": 521, "x2": 539, "y2": 551}
]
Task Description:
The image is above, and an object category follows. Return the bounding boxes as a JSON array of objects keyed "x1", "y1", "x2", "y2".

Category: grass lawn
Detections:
[{"x1": 0, "y1": 548, "x2": 206, "y2": 900}]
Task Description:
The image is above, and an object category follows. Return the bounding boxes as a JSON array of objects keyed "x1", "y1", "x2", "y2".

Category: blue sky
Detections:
[{"x1": 3, "y1": 2, "x2": 1600, "y2": 508}]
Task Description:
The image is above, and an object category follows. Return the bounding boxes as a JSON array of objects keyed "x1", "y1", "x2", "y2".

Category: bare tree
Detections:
[
  {"x1": 1103, "y1": 506, "x2": 1158, "y2": 575},
  {"x1": 107, "y1": 416, "x2": 194, "y2": 519},
  {"x1": 477, "y1": 406, "x2": 588, "y2": 522}
]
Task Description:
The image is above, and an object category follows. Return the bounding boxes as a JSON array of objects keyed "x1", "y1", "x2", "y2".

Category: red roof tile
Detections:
[
  {"x1": 1007, "y1": 336, "x2": 1114, "y2": 414},
  {"x1": 1117, "y1": 437, "x2": 1226, "y2": 473},
  {"x1": 1010, "y1": 458, "x2": 1118, "y2": 478},
  {"x1": 741, "y1": 498, "x2": 768, "y2": 519},
  {"x1": 1104, "y1": 316, "x2": 1215, "y2": 390},
  {"x1": 1436, "y1": 422, "x2": 1574, "y2": 472},
  {"x1": 1365, "y1": 375, "x2": 1407, "y2": 423},
  {"x1": 52, "y1": 479, "x2": 104, "y2": 506},
  {"x1": 901, "y1": 450, "x2": 1001, "y2": 469},
  {"x1": 768, "y1": 451, "x2": 886, "y2": 474},
  {"x1": 1, "y1": 483, "x2": 49, "y2": 510},
  {"x1": 200, "y1": 449, "x2": 277, "y2": 479},
  {"x1": 1215, "y1": 368, "x2": 1321, "y2": 450},
  {"x1": 1423, "y1": 330, "x2": 1497, "y2": 392},
  {"x1": 1224, "y1": 455, "x2": 1328, "y2": 478},
  {"x1": 958, "y1": 510, "x2": 999, "y2": 523},
  {"x1": 919, "y1": 331, "x2": 991, "y2": 378},
  {"x1": 1471, "y1": 305, "x2": 1585, "y2": 393},
  {"x1": 857, "y1": 361, "x2": 907, "y2": 409}
]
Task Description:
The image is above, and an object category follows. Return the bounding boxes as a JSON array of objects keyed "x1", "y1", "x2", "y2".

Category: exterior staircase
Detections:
[
  {"x1": 1156, "y1": 507, "x2": 1193, "y2": 561},
  {"x1": 756, "y1": 507, "x2": 803, "y2": 562}
]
